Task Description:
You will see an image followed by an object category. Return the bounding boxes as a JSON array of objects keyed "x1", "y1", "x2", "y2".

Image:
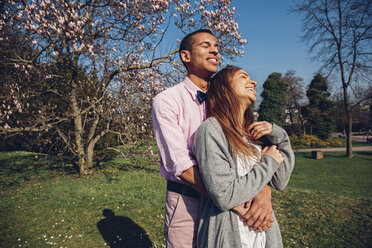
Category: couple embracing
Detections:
[{"x1": 152, "y1": 29, "x2": 295, "y2": 248}]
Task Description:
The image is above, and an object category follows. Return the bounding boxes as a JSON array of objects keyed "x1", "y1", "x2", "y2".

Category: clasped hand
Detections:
[
  {"x1": 234, "y1": 185, "x2": 274, "y2": 232},
  {"x1": 248, "y1": 121, "x2": 283, "y2": 165}
]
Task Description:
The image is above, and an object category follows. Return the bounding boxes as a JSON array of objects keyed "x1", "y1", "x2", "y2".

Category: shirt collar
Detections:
[{"x1": 182, "y1": 76, "x2": 206, "y2": 102}]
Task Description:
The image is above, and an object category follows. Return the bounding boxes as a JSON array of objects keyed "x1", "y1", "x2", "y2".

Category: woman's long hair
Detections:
[{"x1": 207, "y1": 65, "x2": 259, "y2": 159}]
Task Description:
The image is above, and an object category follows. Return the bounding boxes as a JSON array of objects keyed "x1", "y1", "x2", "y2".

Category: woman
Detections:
[{"x1": 193, "y1": 66, "x2": 294, "y2": 247}]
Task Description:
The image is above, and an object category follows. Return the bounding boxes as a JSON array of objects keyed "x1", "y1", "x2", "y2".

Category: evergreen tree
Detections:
[
  {"x1": 258, "y1": 72, "x2": 288, "y2": 126},
  {"x1": 292, "y1": 0, "x2": 372, "y2": 158},
  {"x1": 303, "y1": 74, "x2": 335, "y2": 139}
]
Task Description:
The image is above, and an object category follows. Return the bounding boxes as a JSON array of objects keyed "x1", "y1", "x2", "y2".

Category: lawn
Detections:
[{"x1": 0, "y1": 150, "x2": 371, "y2": 247}]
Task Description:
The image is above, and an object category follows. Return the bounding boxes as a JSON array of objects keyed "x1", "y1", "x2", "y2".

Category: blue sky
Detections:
[
  {"x1": 159, "y1": 1, "x2": 320, "y2": 101},
  {"x1": 232, "y1": 0, "x2": 319, "y2": 98}
]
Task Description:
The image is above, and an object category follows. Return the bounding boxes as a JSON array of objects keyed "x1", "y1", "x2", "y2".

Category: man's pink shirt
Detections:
[{"x1": 152, "y1": 77, "x2": 207, "y2": 184}]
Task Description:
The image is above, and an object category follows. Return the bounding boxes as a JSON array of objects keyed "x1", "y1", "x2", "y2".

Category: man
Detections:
[{"x1": 152, "y1": 29, "x2": 273, "y2": 247}]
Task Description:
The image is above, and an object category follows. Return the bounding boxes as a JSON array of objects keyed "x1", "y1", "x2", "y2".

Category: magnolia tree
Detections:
[{"x1": 0, "y1": 0, "x2": 246, "y2": 175}]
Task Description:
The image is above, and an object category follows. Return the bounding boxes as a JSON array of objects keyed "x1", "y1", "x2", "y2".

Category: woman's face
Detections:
[{"x1": 230, "y1": 69, "x2": 257, "y2": 108}]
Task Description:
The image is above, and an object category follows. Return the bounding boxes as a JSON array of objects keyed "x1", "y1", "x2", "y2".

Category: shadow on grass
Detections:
[
  {"x1": 96, "y1": 160, "x2": 159, "y2": 174},
  {"x1": 119, "y1": 164, "x2": 159, "y2": 174},
  {"x1": 0, "y1": 151, "x2": 159, "y2": 188},
  {"x1": 97, "y1": 209, "x2": 152, "y2": 248},
  {"x1": 322, "y1": 151, "x2": 372, "y2": 160},
  {"x1": 298, "y1": 151, "x2": 372, "y2": 160},
  {"x1": 0, "y1": 154, "x2": 75, "y2": 173},
  {"x1": 355, "y1": 151, "x2": 372, "y2": 160},
  {"x1": 0, "y1": 152, "x2": 77, "y2": 188}
]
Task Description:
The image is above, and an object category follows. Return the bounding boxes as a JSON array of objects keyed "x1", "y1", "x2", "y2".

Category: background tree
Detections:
[
  {"x1": 302, "y1": 74, "x2": 335, "y2": 139},
  {"x1": 334, "y1": 87, "x2": 372, "y2": 134},
  {"x1": 291, "y1": 0, "x2": 372, "y2": 157},
  {"x1": 258, "y1": 72, "x2": 288, "y2": 126},
  {"x1": 283, "y1": 70, "x2": 306, "y2": 135},
  {"x1": 0, "y1": 0, "x2": 247, "y2": 175}
]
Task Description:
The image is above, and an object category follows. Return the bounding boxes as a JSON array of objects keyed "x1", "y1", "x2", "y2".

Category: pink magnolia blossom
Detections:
[{"x1": 1, "y1": 0, "x2": 246, "y2": 171}]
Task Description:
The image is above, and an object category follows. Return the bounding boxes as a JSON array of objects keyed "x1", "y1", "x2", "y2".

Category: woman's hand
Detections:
[
  {"x1": 248, "y1": 121, "x2": 273, "y2": 140},
  {"x1": 262, "y1": 145, "x2": 283, "y2": 165}
]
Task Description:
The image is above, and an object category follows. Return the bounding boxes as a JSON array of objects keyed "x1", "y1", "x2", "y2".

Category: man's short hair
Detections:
[{"x1": 179, "y1": 29, "x2": 214, "y2": 68}]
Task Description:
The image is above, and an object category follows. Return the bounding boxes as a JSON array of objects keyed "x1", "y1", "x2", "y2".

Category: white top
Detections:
[{"x1": 235, "y1": 142, "x2": 266, "y2": 248}]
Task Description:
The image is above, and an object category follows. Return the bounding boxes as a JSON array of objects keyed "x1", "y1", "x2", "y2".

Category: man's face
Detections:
[{"x1": 182, "y1": 32, "x2": 220, "y2": 78}]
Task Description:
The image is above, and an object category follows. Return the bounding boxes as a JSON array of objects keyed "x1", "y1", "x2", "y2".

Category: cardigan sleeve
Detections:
[
  {"x1": 193, "y1": 118, "x2": 281, "y2": 212},
  {"x1": 265, "y1": 123, "x2": 295, "y2": 191}
]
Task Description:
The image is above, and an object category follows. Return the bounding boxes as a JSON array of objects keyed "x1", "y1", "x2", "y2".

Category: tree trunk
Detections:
[
  {"x1": 85, "y1": 144, "x2": 95, "y2": 175},
  {"x1": 302, "y1": 123, "x2": 306, "y2": 135},
  {"x1": 78, "y1": 151, "x2": 86, "y2": 175},
  {"x1": 297, "y1": 108, "x2": 306, "y2": 135},
  {"x1": 336, "y1": 34, "x2": 354, "y2": 158},
  {"x1": 70, "y1": 89, "x2": 91, "y2": 175},
  {"x1": 76, "y1": 142, "x2": 95, "y2": 175},
  {"x1": 345, "y1": 109, "x2": 353, "y2": 158},
  {"x1": 290, "y1": 109, "x2": 297, "y2": 134},
  {"x1": 342, "y1": 82, "x2": 353, "y2": 158}
]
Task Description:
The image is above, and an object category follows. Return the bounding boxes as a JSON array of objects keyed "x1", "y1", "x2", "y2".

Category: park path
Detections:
[{"x1": 294, "y1": 146, "x2": 372, "y2": 153}]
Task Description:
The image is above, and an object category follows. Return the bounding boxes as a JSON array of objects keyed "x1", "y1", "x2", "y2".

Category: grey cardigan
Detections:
[{"x1": 193, "y1": 117, "x2": 295, "y2": 248}]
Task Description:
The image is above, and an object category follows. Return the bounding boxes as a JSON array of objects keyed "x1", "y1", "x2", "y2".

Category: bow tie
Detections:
[{"x1": 197, "y1": 90, "x2": 207, "y2": 103}]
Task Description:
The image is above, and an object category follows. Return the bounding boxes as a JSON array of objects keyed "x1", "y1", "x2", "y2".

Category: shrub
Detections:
[
  {"x1": 326, "y1": 137, "x2": 343, "y2": 147},
  {"x1": 289, "y1": 134, "x2": 343, "y2": 149},
  {"x1": 94, "y1": 149, "x2": 117, "y2": 162}
]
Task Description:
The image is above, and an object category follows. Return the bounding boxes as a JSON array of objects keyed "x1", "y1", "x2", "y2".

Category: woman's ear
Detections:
[{"x1": 180, "y1": 50, "x2": 191, "y2": 64}]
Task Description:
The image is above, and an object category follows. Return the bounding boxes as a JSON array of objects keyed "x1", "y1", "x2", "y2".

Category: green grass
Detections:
[
  {"x1": 0, "y1": 150, "x2": 371, "y2": 247},
  {"x1": 353, "y1": 141, "x2": 372, "y2": 146},
  {"x1": 289, "y1": 152, "x2": 372, "y2": 197},
  {"x1": 351, "y1": 140, "x2": 372, "y2": 147},
  {"x1": 278, "y1": 152, "x2": 372, "y2": 247},
  {"x1": 0, "y1": 151, "x2": 165, "y2": 248}
]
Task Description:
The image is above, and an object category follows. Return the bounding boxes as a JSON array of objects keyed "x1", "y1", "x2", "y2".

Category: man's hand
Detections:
[
  {"x1": 232, "y1": 199, "x2": 253, "y2": 218},
  {"x1": 180, "y1": 166, "x2": 209, "y2": 197},
  {"x1": 241, "y1": 185, "x2": 274, "y2": 232},
  {"x1": 232, "y1": 202, "x2": 249, "y2": 219}
]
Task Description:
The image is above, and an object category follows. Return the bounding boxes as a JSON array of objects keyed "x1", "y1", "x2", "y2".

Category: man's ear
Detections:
[{"x1": 180, "y1": 50, "x2": 191, "y2": 64}]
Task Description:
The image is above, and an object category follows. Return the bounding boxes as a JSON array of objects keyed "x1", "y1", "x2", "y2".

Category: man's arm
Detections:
[
  {"x1": 241, "y1": 185, "x2": 274, "y2": 231},
  {"x1": 181, "y1": 165, "x2": 273, "y2": 232},
  {"x1": 179, "y1": 166, "x2": 209, "y2": 197},
  {"x1": 152, "y1": 94, "x2": 197, "y2": 180}
]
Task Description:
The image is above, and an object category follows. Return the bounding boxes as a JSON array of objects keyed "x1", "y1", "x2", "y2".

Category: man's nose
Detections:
[{"x1": 210, "y1": 46, "x2": 219, "y2": 55}]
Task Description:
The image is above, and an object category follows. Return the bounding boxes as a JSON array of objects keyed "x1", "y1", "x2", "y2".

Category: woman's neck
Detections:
[{"x1": 238, "y1": 104, "x2": 247, "y2": 131}]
